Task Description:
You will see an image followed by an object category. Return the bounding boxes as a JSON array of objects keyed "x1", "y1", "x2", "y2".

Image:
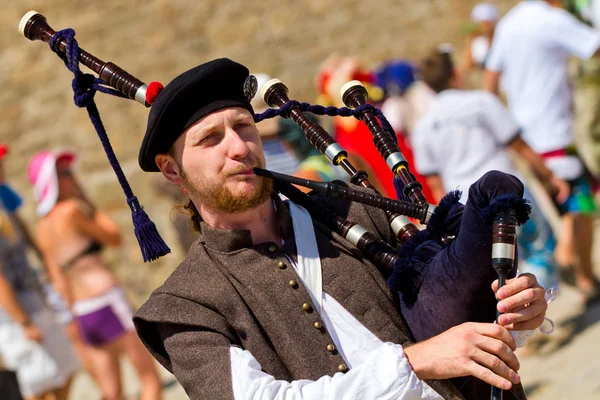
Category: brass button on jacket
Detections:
[
  {"x1": 313, "y1": 322, "x2": 323, "y2": 330},
  {"x1": 277, "y1": 261, "x2": 286, "y2": 269},
  {"x1": 288, "y1": 280, "x2": 298, "y2": 289},
  {"x1": 338, "y1": 363, "x2": 348, "y2": 372},
  {"x1": 302, "y1": 303, "x2": 312, "y2": 312},
  {"x1": 326, "y1": 344, "x2": 336, "y2": 352}
]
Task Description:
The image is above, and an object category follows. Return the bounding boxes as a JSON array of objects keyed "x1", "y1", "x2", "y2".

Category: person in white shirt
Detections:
[
  {"x1": 412, "y1": 48, "x2": 570, "y2": 290},
  {"x1": 483, "y1": 0, "x2": 600, "y2": 297}
]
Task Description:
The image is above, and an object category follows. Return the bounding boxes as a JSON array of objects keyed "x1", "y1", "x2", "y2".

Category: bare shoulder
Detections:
[{"x1": 53, "y1": 199, "x2": 93, "y2": 219}]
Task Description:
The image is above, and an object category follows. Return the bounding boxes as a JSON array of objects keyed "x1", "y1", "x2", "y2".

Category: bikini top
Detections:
[{"x1": 62, "y1": 240, "x2": 104, "y2": 270}]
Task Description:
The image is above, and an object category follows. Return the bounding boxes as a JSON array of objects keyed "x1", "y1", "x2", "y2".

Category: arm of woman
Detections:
[
  {"x1": 0, "y1": 264, "x2": 29, "y2": 325},
  {"x1": 66, "y1": 200, "x2": 122, "y2": 247},
  {"x1": 0, "y1": 263, "x2": 43, "y2": 342}
]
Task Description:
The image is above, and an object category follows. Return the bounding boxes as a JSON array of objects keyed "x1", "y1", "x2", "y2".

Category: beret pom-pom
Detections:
[{"x1": 146, "y1": 81, "x2": 164, "y2": 105}]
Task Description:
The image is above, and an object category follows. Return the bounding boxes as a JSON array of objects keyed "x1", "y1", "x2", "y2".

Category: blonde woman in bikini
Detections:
[{"x1": 28, "y1": 150, "x2": 161, "y2": 400}]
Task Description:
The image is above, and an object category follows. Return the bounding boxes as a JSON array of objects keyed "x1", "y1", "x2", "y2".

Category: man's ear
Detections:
[{"x1": 155, "y1": 154, "x2": 184, "y2": 185}]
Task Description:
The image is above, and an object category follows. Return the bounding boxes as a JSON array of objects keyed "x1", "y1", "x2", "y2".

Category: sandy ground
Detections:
[{"x1": 69, "y1": 359, "x2": 188, "y2": 399}]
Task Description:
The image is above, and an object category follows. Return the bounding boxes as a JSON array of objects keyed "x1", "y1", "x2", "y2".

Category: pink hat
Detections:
[{"x1": 27, "y1": 150, "x2": 78, "y2": 216}]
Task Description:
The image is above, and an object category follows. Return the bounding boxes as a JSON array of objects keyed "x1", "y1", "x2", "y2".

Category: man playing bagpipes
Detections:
[
  {"x1": 131, "y1": 59, "x2": 548, "y2": 400},
  {"x1": 17, "y1": 12, "x2": 549, "y2": 399}
]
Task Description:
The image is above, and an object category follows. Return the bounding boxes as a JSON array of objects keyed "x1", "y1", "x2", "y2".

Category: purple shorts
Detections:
[{"x1": 73, "y1": 287, "x2": 134, "y2": 346}]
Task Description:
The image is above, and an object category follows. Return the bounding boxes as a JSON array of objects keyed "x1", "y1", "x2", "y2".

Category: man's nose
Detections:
[{"x1": 226, "y1": 130, "x2": 250, "y2": 159}]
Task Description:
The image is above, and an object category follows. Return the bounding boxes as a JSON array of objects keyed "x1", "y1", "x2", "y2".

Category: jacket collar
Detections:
[{"x1": 197, "y1": 194, "x2": 293, "y2": 253}]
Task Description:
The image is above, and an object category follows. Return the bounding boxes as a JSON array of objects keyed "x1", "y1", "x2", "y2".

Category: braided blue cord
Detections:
[
  {"x1": 49, "y1": 29, "x2": 133, "y2": 197},
  {"x1": 49, "y1": 28, "x2": 170, "y2": 262},
  {"x1": 254, "y1": 101, "x2": 398, "y2": 145}
]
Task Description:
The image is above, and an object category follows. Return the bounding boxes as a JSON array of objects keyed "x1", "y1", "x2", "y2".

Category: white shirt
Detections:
[
  {"x1": 412, "y1": 89, "x2": 519, "y2": 202},
  {"x1": 229, "y1": 293, "x2": 442, "y2": 400},
  {"x1": 485, "y1": 0, "x2": 600, "y2": 154}
]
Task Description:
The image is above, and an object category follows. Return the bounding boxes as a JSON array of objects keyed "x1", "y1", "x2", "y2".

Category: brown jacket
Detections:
[{"x1": 134, "y1": 193, "x2": 524, "y2": 400}]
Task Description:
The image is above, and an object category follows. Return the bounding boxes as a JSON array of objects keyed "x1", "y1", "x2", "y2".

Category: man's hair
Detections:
[
  {"x1": 419, "y1": 50, "x2": 455, "y2": 93},
  {"x1": 175, "y1": 198, "x2": 201, "y2": 232}
]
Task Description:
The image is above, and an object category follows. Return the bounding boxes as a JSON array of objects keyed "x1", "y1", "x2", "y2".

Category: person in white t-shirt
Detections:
[
  {"x1": 484, "y1": 0, "x2": 600, "y2": 297},
  {"x1": 460, "y1": 3, "x2": 499, "y2": 77},
  {"x1": 412, "y1": 48, "x2": 570, "y2": 290}
]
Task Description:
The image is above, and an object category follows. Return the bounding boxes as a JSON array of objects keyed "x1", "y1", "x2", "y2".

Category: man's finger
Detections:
[
  {"x1": 490, "y1": 277, "x2": 523, "y2": 292},
  {"x1": 471, "y1": 349, "x2": 520, "y2": 384},
  {"x1": 498, "y1": 301, "x2": 547, "y2": 327},
  {"x1": 495, "y1": 273, "x2": 538, "y2": 299},
  {"x1": 474, "y1": 323, "x2": 516, "y2": 351},
  {"x1": 498, "y1": 287, "x2": 546, "y2": 313},
  {"x1": 476, "y1": 337, "x2": 520, "y2": 372},
  {"x1": 467, "y1": 360, "x2": 515, "y2": 391},
  {"x1": 508, "y1": 313, "x2": 546, "y2": 332}
]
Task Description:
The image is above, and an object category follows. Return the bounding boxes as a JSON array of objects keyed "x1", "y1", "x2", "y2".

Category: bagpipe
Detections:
[{"x1": 20, "y1": 11, "x2": 532, "y2": 399}]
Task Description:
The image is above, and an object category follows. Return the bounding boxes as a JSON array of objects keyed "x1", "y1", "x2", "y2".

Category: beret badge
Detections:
[{"x1": 243, "y1": 75, "x2": 258, "y2": 103}]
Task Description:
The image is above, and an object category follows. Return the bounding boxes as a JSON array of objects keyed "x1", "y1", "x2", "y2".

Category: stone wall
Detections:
[{"x1": 0, "y1": 0, "x2": 518, "y2": 304}]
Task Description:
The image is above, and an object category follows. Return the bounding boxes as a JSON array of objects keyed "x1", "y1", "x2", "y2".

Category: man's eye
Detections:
[{"x1": 199, "y1": 133, "x2": 218, "y2": 143}]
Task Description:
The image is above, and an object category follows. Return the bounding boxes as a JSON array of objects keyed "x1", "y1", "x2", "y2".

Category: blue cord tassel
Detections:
[{"x1": 128, "y1": 197, "x2": 171, "y2": 262}]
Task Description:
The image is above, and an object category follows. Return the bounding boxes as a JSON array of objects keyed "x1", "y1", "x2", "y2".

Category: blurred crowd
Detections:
[{"x1": 2, "y1": 1, "x2": 600, "y2": 399}]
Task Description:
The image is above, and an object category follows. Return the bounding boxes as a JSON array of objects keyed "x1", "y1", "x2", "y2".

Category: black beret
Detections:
[{"x1": 139, "y1": 58, "x2": 255, "y2": 172}]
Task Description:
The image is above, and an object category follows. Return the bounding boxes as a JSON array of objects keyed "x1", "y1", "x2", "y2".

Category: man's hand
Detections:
[
  {"x1": 404, "y1": 322, "x2": 520, "y2": 390},
  {"x1": 493, "y1": 273, "x2": 548, "y2": 331},
  {"x1": 548, "y1": 176, "x2": 570, "y2": 205},
  {"x1": 23, "y1": 323, "x2": 44, "y2": 343}
]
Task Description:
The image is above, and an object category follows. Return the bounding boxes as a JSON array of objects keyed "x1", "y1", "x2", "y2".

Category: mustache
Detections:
[{"x1": 224, "y1": 159, "x2": 263, "y2": 176}]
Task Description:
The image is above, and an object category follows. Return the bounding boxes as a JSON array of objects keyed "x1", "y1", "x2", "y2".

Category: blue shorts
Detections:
[{"x1": 559, "y1": 176, "x2": 597, "y2": 215}]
